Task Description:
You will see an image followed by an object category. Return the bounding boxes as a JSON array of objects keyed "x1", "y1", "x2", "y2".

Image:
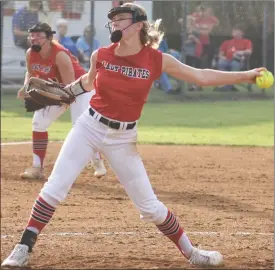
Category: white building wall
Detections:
[
  {"x1": 2, "y1": 1, "x2": 153, "y2": 84},
  {"x1": 3, "y1": 1, "x2": 153, "y2": 49}
]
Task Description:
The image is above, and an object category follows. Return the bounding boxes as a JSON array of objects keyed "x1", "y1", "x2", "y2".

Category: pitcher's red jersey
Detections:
[
  {"x1": 29, "y1": 42, "x2": 86, "y2": 83},
  {"x1": 91, "y1": 43, "x2": 162, "y2": 122}
]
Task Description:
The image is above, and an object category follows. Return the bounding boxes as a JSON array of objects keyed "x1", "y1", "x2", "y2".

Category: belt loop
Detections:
[
  {"x1": 118, "y1": 122, "x2": 123, "y2": 131},
  {"x1": 94, "y1": 111, "x2": 100, "y2": 120},
  {"x1": 123, "y1": 122, "x2": 128, "y2": 131},
  {"x1": 91, "y1": 109, "x2": 100, "y2": 121}
]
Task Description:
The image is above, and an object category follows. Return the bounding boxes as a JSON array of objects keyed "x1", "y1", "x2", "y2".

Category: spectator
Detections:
[
  {"x1": 155, "y1": 38, "x2": 172, "y2": 94},
  {"x1": 76, "y1": 25, "x2": 100, "y2": 69},
  {"x1": 192, "y1": 5, "x2": 219, "y2": 68},
  {"x1": 184, "y1": 16, "x2": 203, "y2": 91},
  {"x1": 12, "y1": 0, "x2": 42, "y2": 50},
  {"x1": 187, "y1": 5, "x2": 203, "y2": 21},
  {"x1": 154, "y1": 38, "x2": 180, "y2": 94},
  {"x1": 56, "y1": 18, "x2": 79, "y2": 58},
  {"x1": 216, "y1": 24, "x2": 253, "y2": 91}
]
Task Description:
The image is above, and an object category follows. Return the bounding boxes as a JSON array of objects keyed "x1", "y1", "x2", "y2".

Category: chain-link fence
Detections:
[
  {"x1": 1, "y1": 0, "x2": 274, "y2": 98},
  {"x1": 153, "y1": 1, "x2": 274, "y2": 70}
]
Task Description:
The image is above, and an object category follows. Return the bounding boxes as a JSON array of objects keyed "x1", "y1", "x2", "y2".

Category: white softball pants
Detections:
[
  {"x1": 40, "y1": 108, "x2": 168, "y2": 225},
  {"x1": 32, "y1": 91, "x2": 94, "y2": 132}
]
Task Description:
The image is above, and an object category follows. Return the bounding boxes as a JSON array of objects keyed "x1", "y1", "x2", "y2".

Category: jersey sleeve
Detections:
[{"x1": 152, "y1": 49, "x2": 163, "y2": 80}]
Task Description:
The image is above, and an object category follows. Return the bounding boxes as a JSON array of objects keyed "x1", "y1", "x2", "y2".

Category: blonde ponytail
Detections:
[
  {"x1": 122, "y1": 3, "x2": 164, "y2": 49},
  {"x1": 140, "y1": 19, "x2": 164, "y2": 49}
]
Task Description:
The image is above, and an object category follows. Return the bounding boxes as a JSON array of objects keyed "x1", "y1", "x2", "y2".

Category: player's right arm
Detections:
[
  {"x1": 62, "y1": 50, "x2": 98, "y2": 96},
  {"x1": 17, "y1": 49, "x2": 32, "y2": 99}
]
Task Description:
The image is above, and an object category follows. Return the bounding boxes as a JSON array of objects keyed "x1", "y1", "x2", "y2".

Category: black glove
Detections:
[{"x1": 24, "y1": 97, "x2": 46, "y2": 112}]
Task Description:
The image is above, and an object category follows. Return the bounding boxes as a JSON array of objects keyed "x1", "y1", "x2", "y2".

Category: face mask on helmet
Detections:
[
  {"x1": 31, "y1": 44, "x2": 43, "y2": 52},
  {"x1": 105, "y1": 6, "x2": 147, "y2": 43},
  {"x1": 28, "y1": 25, "x2": 56, "y2": 52},
  {"x1": 29, "y1": 35, "x2": 49, "y2": 52}
]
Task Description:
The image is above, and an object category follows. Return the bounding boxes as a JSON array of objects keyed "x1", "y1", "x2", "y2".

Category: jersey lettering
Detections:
[
  {"x1": 121, "y1": 66, "x2": 150, "y2": 79},
  {"x1": 32, "y1": 63, "x2": 52, "y2": 74},
  {"x1": 102, "y1": 61, "x2": 120, "y2": 72},
  {"x1": 102, "y1": 61, "x2": 150, "y2": 79}
]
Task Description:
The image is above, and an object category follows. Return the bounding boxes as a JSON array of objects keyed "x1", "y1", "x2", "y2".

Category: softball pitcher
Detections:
[
  {"x1": 18, "y1": 22, "x2": 106, "y2": 179},
  {"x1": 2, "y1": 4, "x2": 265, "y2": 268}
]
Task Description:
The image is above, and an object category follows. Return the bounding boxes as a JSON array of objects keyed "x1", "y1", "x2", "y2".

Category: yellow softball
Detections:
[{"x1": 256, "y1": 71, "x2": 274, "y2": 89}]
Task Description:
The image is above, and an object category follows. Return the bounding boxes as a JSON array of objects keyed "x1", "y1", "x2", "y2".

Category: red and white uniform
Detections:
[
  {"x1": 30, "y1": 42, "x2": 93, "y2": 131},
  {"x1": 29, "y1": 42, "x2": 85, "y2": 83},
  {"x1": 40, "y1": 44, "x2": 168, "y2": 226},
  {"x1": 91, "y1": 43, "x2": 162, "y2": 121}
]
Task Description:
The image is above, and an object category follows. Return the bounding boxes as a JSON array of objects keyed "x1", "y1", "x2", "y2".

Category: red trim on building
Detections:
[
  {"x1": 4, "y1": 8, "x2": 15, "y2": 16},
  {"x1": 62, "y1": 12, "x2": 81, "y2": 19}
]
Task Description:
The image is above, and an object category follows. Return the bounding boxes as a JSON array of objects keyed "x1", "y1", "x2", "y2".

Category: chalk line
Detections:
[{"x1": 1, "y1": 231, "x2": 273, "y2": 239}]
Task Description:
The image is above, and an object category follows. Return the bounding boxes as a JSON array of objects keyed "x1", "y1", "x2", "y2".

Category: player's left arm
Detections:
[
  {"x1": 56, "y1": 51, "x2": 76, "y2": 84},
  {"x1": 162, "y1": 53, "x2": 265, "y2": 86}
]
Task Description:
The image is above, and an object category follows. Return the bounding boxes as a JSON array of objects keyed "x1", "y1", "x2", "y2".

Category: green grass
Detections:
[{"x1": 1, "y1": 93, "x2": 273, "y2": 146}]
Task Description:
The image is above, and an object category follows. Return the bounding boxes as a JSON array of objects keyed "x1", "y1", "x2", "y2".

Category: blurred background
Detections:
[
  {"x1": 1, "y1": 0, "x2": 274, "y2": 95},
  {"x1": 0, "y1": 0, "x2": 274, "y2": 146}
]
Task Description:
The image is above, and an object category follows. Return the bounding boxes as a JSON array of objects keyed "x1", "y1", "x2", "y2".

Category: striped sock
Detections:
[
  {"x1": 32, "y1": 131, "x2": 48, "y2": 167},
  {"x1": 157, "y1": 210, "x2": 193, "y2": 258},
  {"x1": 26, "y1": 196, "x2": 55, "y2": 233}
]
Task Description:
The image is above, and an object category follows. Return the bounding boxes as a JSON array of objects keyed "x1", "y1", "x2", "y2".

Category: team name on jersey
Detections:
[
  {"x1": 32, "y1": 63, "x2": 52, "y2": 73},
  {"x1": 102, "y1": 61, "x2": 150, "y2": 79}
]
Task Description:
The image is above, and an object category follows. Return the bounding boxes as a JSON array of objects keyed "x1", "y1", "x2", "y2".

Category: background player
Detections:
[
  {"x1": 18, "y1": 22, "x2": 106, "y2": 179},
  {"x1": 2, "y1": 3, "x2": 266, "y2": 268}
]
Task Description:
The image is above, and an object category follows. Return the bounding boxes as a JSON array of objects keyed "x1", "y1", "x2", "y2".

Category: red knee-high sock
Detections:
[
  {"x1": 26, "y1": 196, "x2": 55, "y2": 233},
  {"x1": 157, "y1": 210, "x2": 193, "y2": 258},
  {"x1": 32, "y1": 131, "x2": 48, "y2": 167}
]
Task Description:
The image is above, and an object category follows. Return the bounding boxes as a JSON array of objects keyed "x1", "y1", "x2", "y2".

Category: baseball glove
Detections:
[{"x1": 24, "y1": 77, "x2": 76, "y2": 112}]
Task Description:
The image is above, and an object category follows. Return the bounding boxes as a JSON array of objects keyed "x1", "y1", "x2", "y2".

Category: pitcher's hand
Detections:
[{"x1": 244, "y1": 67, "x2": 267, "y2": 84}]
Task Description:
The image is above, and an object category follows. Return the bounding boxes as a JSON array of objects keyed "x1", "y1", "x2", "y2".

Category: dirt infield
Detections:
[{"x1": 1, "y1": 143, "x2": 273, "y2": 269}]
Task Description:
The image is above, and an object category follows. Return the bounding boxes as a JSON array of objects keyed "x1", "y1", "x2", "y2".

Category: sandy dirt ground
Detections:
[{"x1": 1, "y1": 143, "x2": 273, "y2": 269}]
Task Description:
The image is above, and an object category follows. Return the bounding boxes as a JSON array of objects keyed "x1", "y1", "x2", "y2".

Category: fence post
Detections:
[
  {"x1": 262, "y1": 2, "x2": 268, "y2": 94},
  {"x1": 90, "y1": 1, "x2": 94, "y2": 54},
  {"x1": 180, "y1": 0, "x2": 188, "y2": 93},
  {"x1": 180, "y1": 0, "x2": 187, "y2": 65},
  {"x1": 0, "y1": 1, "x2": 3, "y2": 93},
  {"x1": 262, "y1": 1, "x2": 268, "y2": 68}
]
